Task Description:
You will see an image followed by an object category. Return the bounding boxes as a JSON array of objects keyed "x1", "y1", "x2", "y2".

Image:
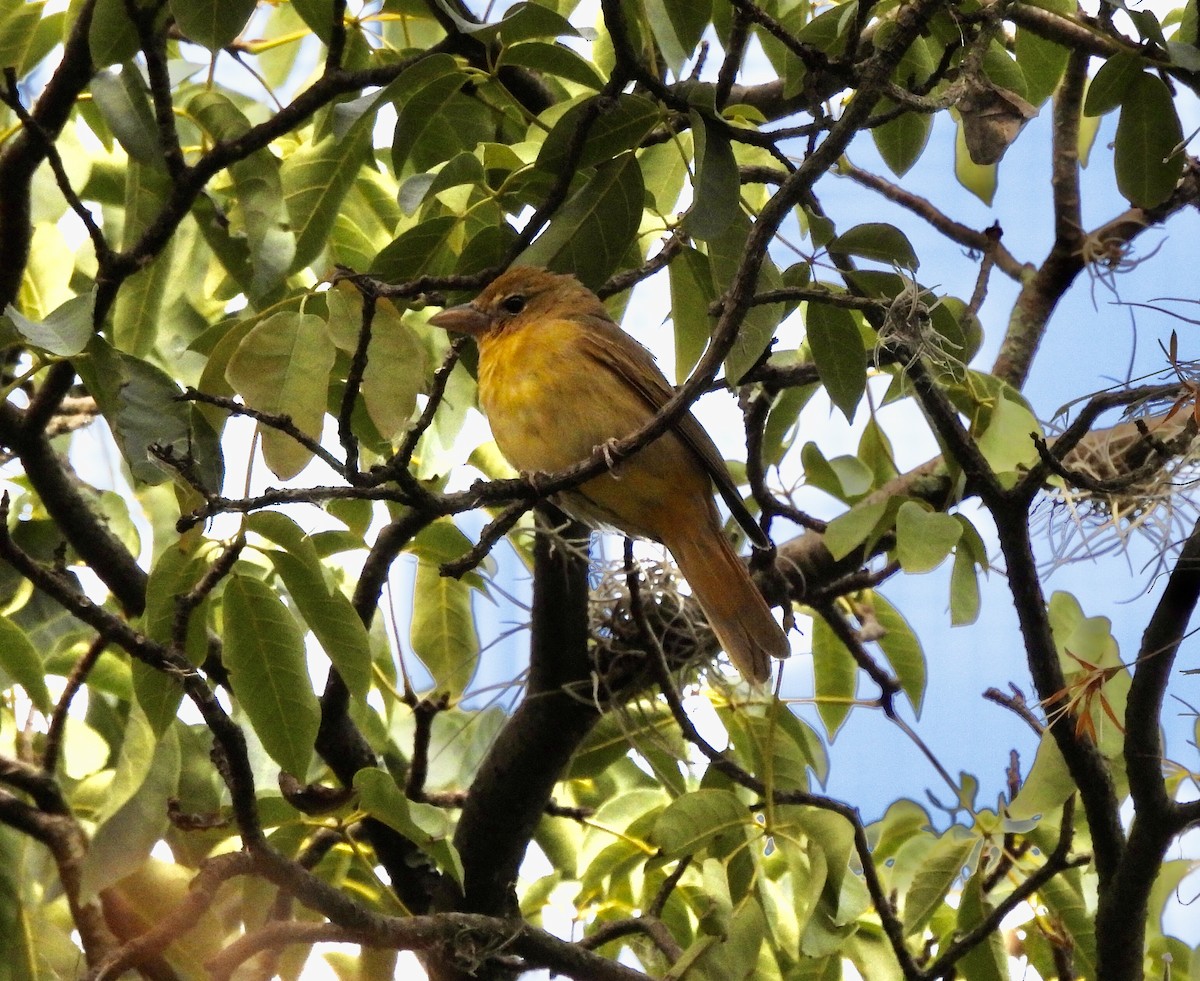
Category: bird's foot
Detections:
[
  {"x1": 519, "y1": 469, "x2": 551, "y2": 495},
  {"x1": 596, "y1": 438, "x2": 623, "y2": 477}
]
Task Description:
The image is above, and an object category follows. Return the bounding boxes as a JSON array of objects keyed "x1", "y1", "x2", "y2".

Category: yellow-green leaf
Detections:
[
  {"x1": 225, "y1": 311, "x2": 336, "y2": 479},
  {"x1": 222, "y1": 574, "x2": 319, "y2": 777}
]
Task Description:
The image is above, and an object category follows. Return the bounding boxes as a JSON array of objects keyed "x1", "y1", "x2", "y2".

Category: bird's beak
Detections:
[{"x1": 428, "y1": 303, "x2": 491, "y2": 336}]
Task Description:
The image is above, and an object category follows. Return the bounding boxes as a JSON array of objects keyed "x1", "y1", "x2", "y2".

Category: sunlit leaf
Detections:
[
  {"x1": 901, "y1": 831, "x2": 978, "y2": 935},
  {"x1": 283, "y1": 129, "x2": 370, "y2": 273},
  {"x1": 0, "y1": 615, "x2": 51, "y2": 713},
  {"x1": 261, "y1": 545, "x2": 372, "y2": 701},
  {"x1": 410, "y1": 522, "x2": 482, "y2": 698},
  {"x1": 222, "y1": 574, "x2": 320, "y2": 777},
  {"x1": 651, "y1": 789, "x2": 753, "y2": 858},
  {"x1": 812, "y1": 613, "x2": 856, "y2": 737},
  {"x1": 954, "y1": 115, "x2": 997, "y2": 204},
  {"x1": 0, "y1": 0, "x2": 43, "y2": 73},
  {"x1": 79, "y1": 716, "x2": 181, "y2": 902},
  {"x1": 895, "y1": 501, "x2": 962, "y2": 573},
  {"x1": 225, "y1": 311, "x2": 336, "y2": 479},
  {"x1": 4, "y1": 290, "x2": 94, "y2": 356},
  {"x1": 355, "y1": 767, "x2": 464, "y2": 886}
]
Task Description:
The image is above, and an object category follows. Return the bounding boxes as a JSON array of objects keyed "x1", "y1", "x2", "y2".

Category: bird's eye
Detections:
[{"x1": 500, "y1": 294, "x2": 526, "y2": 315}]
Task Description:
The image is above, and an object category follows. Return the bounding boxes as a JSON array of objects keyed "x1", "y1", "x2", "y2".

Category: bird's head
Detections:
[{"x1": 428, "y1": 267, "x2": 607, "y2": 337}]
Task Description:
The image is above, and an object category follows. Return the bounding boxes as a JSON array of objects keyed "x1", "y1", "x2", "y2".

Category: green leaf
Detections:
[
  {"x1": 131, "y1": 660, "x2": 184, "y2": 739},
  {"x1": 501, "y1": 41, "x2": 605, "y2": 89},
  {"x1": 812, "y1": 613, "x2": 856, "y2": 737},
  {"x1": 360, "y1": 303, "x2": 430, "y2": 440},
  {"x1": 956, "y1": 872, "x2": 1009, "y2": 981},
  {"x1": 189, "y1": 92, "x2": 296, "y2": 296},
  {"x1": 114, "y1": 161, "x2": 174, "y2": 356},
  {"x1": 708, "y1": 213, "x2": 784, "y2": 384},
  {"x1": 721, "y1": 707, "x2": 828, "y2": 792},
  {"x1": 495, "y1": 2, "x2": 583, "y2": 43},
  {"x1": 954, "y1": 115, "x2": 996, "y2": 205},
  {"x1": 651, "y1": 789, "x2": 753, "y2": 858},
  {"x1": 390, "y1": 68, "x2": 474, "y2": 175},
  {"x1": 669, "y1": 246, "x2": 717, "y2": 383},
  {"x1": 762, "y1": 382, "x2": 815, "y2": 466},
  {"x1": 1015, "y1": 0, "x2": 1073, "y2": 106},
  {"x1": 18, "y1": 223, "x2": 74, "y2": 322},
  {"x1": 895, "y1": 501, "x2": 962, "y2": 573},
  {"x1": 222, "y1": 574, "x2": 320, "y2": 777},
  {"x1": 0, "y1": 615, "x2": 51, "y2": 713},
  {"x1": 79, "y1": 717, "x2": 180, "y2": 902},
  {"x1": 77, "y1": 339, "x2": 216, "y2": 486},
  {"x1": 870, "y1": 594, "x2": 926, "y2": 713},
  {"x1": 869, "y1": 798, "x2": 932, "y2": 861},
  {"x1": 225, "y1": 311, "x2": 337, "y2": 479},
  {"x1": 1128, "y1": 7, "x2": 1167, "y2": 48},
  {"x1": 901, "y1": 831, "x2": 978, "y2": 935},
  {"x1": 90, "y1": 67, "x2": 159, "y2": 166},
  {"x1": 685, "y1": 110, "x2": 740, "y2": 241},
  {"x1": 0, "y1": 0, "x2": 43, "y2": 72},
  {"x1": 974, "y1": 395, "x2": 1041, "y2": 473},
  {"x1": 824, "y1": 499, "x2": 888, "y2": 561},
  {"x1": 801, "y1": 442, "x2": 873, "y2": 501},
  {"x1": 410, "y1": 522, "x2": 482, "y2": 698},
  {"x1": 830, "y1": 223, "x2": 919, "y2": 271},
  {"x1": 643, "y1": 0, "x2": 710, "y2": 74},
  {"x1": 1084, "y1": 52, "x2": 1146, "y2": 116},
  {"x1": 355, "y1": 767, "x2": 464, "y2": 886},
  {"x1": 371, "y1": 216, "x2": 459, "y2": 282},
  {"x1": 0, "y1": 829, "x2": 37, "y2": 981},
  {"x1": 89, "y1": 0, "x2": 140, "y2": 68},
  {"x1": 1030, "y1": 858, "x2": 1097, "y2": 978},
  {"x1": 4, "y1": 290, "x2": 94, "y2": 356},
  {"x1": 325, "y1": 289, "x2": 430, "y2": 439},
  {"x1": 518, "y1": 152, "x2": 644, "y2": 290},
  {"x1": 698, "y1": 858, "x2": 735, "y2": 937},
  {"x1": 282, "y1": 129, "x2": 369, "y2": 273},
  {"x1": 872, "y1": 100, "x2": 933, "y2": 177},
  {"x1": 138, "y1": 546, "x2": 207, "y2": 729},
  {"x1": 639, "y1": 130, "x2": 691, "y2": 215},
  {"x1": 169, "y1": 0, "x2": 256, "y2": 50},
  {"x1": 1115, "y1": 72, "x2": 1185, "y2": 208},
  {"x1": 262, "y1": 548, "x2": 373, "y2": 701},
  {"x1": 536, "y1": 94, "x2": 660, "y2": 175},
  {"x1": 806, "y1": 302, "x2": 866, "y2": 421},
  {"x1": 950, "y1": 542, "x2": 982, "y2": 626}
]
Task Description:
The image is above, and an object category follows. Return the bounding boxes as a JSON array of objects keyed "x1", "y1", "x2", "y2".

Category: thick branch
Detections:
[
  {"x1": 992, "y1": 506, "x2": 1125, "y2": 883},
  {"x1": 440, "y1": 510, "x2": 596, "y2": 918}
]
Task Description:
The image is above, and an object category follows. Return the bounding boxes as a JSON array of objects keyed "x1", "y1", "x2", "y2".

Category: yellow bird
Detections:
[{"x1": 429, "y1": 267, "x2": 789, "y2": 682}]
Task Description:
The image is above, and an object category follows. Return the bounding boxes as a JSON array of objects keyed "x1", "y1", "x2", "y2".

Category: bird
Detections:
[{"x1": 428, "y1": 267, "x2": 789, "y2": 683}]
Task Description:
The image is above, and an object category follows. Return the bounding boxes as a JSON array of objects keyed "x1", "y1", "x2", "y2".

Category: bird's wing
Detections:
[{"x1": 573, "y1": 315, "x2": 770, "y2": 549}]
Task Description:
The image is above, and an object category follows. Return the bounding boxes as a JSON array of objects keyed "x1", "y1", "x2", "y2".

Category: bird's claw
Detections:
[
  {"x1": 596, "y1": 438, "x2": 623, "y2": 478},
  {"x1": 520, "y1": 469, "x2": 549, "y2": 494}
]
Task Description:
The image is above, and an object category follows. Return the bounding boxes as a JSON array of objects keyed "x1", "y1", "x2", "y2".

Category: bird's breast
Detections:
[{"x1": 476, "y1": 320, "x2": 648, "y2": 474}]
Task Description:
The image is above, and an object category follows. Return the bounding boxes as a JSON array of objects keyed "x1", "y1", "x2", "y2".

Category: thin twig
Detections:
[{"x1": 43, "y1": 636, "x2": 107, "y2": 775}]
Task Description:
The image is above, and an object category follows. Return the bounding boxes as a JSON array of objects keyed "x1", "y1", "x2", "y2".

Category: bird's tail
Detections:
[{"x1": 668, "y1": 524, "x2": 790, "y2": 684}]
